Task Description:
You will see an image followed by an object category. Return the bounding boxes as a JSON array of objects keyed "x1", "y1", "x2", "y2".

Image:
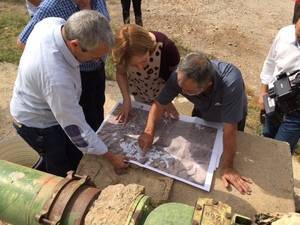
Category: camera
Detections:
[{"x1": 263, "y1": 70, "x2": 300, "y2": 115}]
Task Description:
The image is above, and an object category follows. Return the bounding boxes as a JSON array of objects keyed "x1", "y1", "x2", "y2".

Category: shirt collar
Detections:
[
  {"x1": 53, "y1": 25, "x2": 79, "y2": 69},
  {"x1": 199, "y1": 65, "x2": 221, "y2": 97},
  {"x1": 199, "y1": 63, "x2": 223, "y2": 102},
  {"x1": 211, "y1": 68, "x2": 222, "y2": 93}
]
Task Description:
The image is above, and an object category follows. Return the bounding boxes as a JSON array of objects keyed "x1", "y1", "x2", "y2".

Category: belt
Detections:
[{"x1": 13, "y1": 120, "x2": 60, "y2": 134}]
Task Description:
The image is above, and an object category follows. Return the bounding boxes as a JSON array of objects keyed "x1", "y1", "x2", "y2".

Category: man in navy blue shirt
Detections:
[
  {"x1": 18, "y1": 0, "x2": 110, "y2": 132},
  {"x1": 139, "y1": 52, "x2": 251, "y2": 195}
]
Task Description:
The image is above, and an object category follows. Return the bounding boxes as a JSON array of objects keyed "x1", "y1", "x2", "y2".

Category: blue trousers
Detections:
[{"x1": 262, "y1": 111, "x2": 300, "y2": 153}]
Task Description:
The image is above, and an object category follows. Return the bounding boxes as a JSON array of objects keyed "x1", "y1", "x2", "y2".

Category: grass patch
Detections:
[
  {"x1": 0, "y1": 0, "x2": 24, "y2": 3},
  {"x1": 0, "y1": 10, "x2": 29, "y2": 64}
]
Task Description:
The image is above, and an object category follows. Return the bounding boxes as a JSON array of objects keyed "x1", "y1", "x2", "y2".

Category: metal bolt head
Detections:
[
  {"x1": 196, "y1": 204, "x2": 202, "y2": 210},
  {"x1": 212, "y1": 200, "x2": 219, "y2": 205},
  {"x1": 192, "y1": 220, "x2": 199, "y2": 225},
  {"x1": 225, "y1": 212, "x2": 232, "y2": 219}
]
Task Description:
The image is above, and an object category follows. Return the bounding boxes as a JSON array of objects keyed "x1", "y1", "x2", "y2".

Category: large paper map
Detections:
[{"x1": 97, "y1": 101, "x2": 223, "y2": 191}]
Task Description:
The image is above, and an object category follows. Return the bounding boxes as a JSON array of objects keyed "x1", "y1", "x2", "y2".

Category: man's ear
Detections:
[{"x1": 68, "y1": 39, "x2": 81, "y2": 51}]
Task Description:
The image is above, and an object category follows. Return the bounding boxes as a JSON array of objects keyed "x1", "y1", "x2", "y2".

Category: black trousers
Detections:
[
  {"x1": 192, "y1": 108, "x2": 247, "y2": 132},
  {"x1": 121, "y1": 0, "x2": 142, "y2": 25},
  {"x1": 80, "y1": 65, "x2": 106, "y2": 131},
  {"x1": 13, "y1": 123, "x2": 83, "y2": 177}
]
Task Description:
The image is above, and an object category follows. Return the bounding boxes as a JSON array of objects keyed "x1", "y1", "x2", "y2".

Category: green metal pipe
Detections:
[
  {"x1": 0, "y1": 160, "x2": 63, "y2": 225},
  {"x1": 0, "y1": 160, "x2": 100, "y2": 225}
]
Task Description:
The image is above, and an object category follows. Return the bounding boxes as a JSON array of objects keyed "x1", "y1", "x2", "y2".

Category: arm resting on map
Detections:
[
  {"x1": 138, "y1": 101, "x2": 165, "y2": 150},
  {"x1": 220, "y1": 123, "x2": 252, "y2": 195},
  {"x1": 103, "y1": 152, "x2": 129, "y2": 169}
]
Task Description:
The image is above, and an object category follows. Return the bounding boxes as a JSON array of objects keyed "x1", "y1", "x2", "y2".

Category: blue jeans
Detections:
[
  {"x1": 13, "y1": 122, "x2": 83, "y2": 177},
  {"x1": 263, "y1": 111, "x2": 300, "y2": 153}
]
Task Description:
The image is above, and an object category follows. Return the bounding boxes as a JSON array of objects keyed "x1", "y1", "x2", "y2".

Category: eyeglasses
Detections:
[{"x1": 181, "y1": 86, "x2": 206, "y2": 96}]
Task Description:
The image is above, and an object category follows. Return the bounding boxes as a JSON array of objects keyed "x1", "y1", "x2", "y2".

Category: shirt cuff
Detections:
[{"x1": 87, "y1": 139, "x2": 108, "y2": 155}]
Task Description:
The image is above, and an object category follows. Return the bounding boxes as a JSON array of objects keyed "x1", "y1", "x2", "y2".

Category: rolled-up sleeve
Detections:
[
  {"x1": 165, "y1": 41, "x2": 180, "y2": 70},
  {"x1": 44, "y1": 83, "x2": 108, "y2": 155},
  {"x1": 156, "y1": 72, "x2": 180, "y2": 105}
]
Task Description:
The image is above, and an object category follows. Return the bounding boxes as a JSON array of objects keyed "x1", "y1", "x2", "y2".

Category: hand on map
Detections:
[
  {"x1": 116, "y1": 100, "x2": 132, "y2": 123},
  {"x1": 221, "y1": 167, "x2": 252, "y2": 195},
  {"x1": 138, "y1": 132, "x2": 154, "y2": 152},
  {"x1": 103, "y1": 152, "x2": 129, "y2": 169},
  {"x1": 163, "y1": 103, "x2": 179, "y2": 119}
]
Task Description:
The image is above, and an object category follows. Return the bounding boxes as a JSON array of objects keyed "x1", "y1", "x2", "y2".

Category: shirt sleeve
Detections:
[
  {"x1": 260, "y1": 33, "x2": 280, "y2": 85},
  {"x1": 19, "y1": 7, "x2": 53, "y2": 44},
  {"x1": 99, "y1": 0, "x2": 110, "y2": 21},
  {"x1": 44, "y1": 83, "x2": 108, "y2": 155},
  {"x1": 221, "y1": 70, "x2": 246, "y2": 124},
  {"x1": 156, "y1": 72, "x2": 181, "y2": 105},
  {"x1": 165, "y1": 40, "x2": 180, "y2": 70}
]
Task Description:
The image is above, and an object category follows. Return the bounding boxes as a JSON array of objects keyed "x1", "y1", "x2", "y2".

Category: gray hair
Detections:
[
  {"x1": 64, "y1": 10, "x2": 114, "y2": 51},
  {"x1": 178, "y1": 52, "x2": 215, "y2": 85}
]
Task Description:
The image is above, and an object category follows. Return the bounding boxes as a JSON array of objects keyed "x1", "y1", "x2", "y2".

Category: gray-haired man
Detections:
[
  {"x1": 138, "y1": 52, "x2": 251, "y2": 194},
  {"x1": 10, "y1": 10, "x2": 128, "y2": 177}
]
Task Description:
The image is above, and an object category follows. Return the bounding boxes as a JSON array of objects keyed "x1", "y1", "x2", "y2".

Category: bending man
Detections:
[
  {"x1": 10, "y1": 10, "x2": 128, "y2": 177},
  {"x1": 138, "y1": 52, "x2": 251, "y2": 194}
]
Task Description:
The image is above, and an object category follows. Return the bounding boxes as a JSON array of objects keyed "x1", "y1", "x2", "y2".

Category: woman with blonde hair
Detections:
[{"x1": 113, "y1": 24, "x2": 180, "y2": 123}]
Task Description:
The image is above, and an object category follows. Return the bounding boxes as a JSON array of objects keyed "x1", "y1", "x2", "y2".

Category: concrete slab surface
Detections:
[
  {"x1": 0, "y1": 81, "x2": 296, "y2": 222},
  {"x1": 169, "y1": 132, "x2": 295, "y2": 218},
  {"x1": 292, "y1": 156, "x2": 300, "y2": 212},
  {"x1": 77, "y1": 155, "x2": 173, "y2": 206},
  {"x1": 77, "y1": 130, "x2": 295, "y2": 219}
]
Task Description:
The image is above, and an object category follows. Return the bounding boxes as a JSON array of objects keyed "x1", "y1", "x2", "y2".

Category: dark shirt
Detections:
[
  {"x1": 152, "y1": 31, "x2": 180, "y2": 81},
  {"x1": 156, "y1": 60, "x2": 248, "y2": 123}
]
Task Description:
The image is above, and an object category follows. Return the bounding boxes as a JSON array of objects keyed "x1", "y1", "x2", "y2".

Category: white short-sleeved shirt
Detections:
[
  {"x1": 260, "y1": 25, "x2": 300, "y2": 86},
  {"x1": 10, "y1": 17, "x2": 108, "y2": 155}
]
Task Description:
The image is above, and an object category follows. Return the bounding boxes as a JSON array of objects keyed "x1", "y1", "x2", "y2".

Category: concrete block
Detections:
[
  {"x1": 292, "y1": 156, "x2": 300, "y2": 212},
  {"x1": 102, "y1": 84, "x2": 295, "y2": 218},
  {"x1": 77, "y1": 155, "x2": 173, "y2": 206},
  {"x1": 170, "y1": 133, "x2": 295, "y2": 219}
]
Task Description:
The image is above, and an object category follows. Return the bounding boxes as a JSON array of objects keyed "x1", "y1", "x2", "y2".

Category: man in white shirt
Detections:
[
  {"x1": 10, "y1": 10, "x2": 128, "y2": 176},
  {"x1": 259, "y1": 18, "x2": 300, "y2": 153}
]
